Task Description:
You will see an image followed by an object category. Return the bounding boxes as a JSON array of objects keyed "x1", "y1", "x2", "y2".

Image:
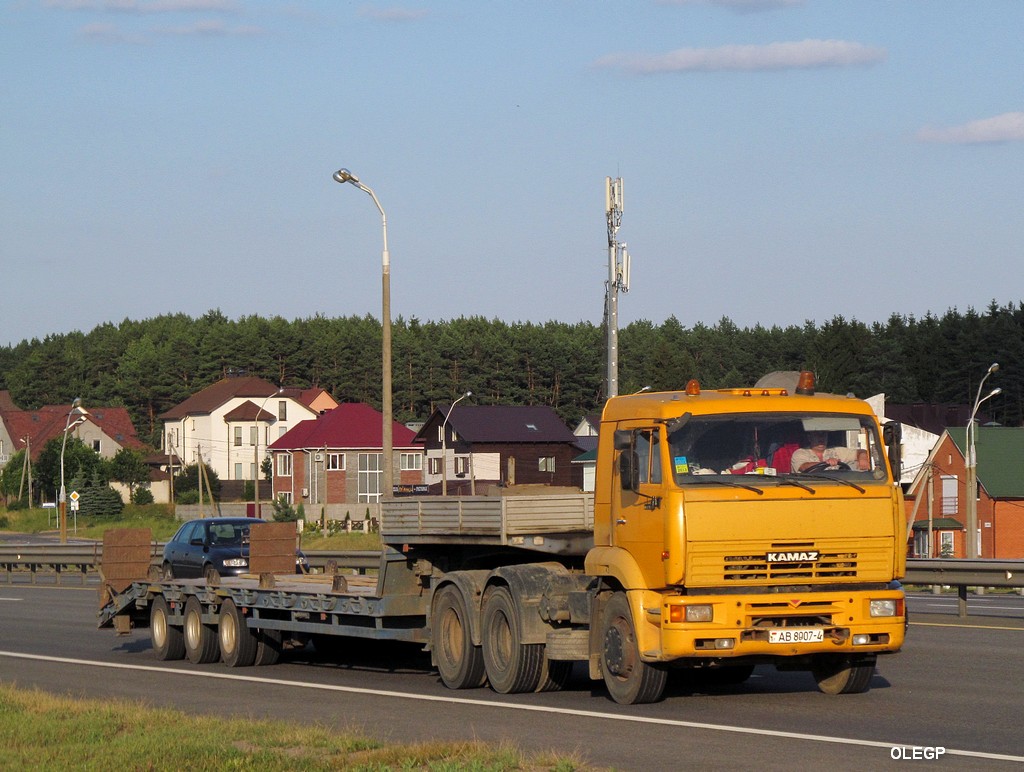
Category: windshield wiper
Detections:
[
  {"x1": 684, "y1": 478, "x2": 764, "y2": 495},
  {"x1": 776, "y1": 478, "x2": 816, "y2": 493},
  {"x1": 790, "y1": 473, "x2": 865, "y2": 493}
]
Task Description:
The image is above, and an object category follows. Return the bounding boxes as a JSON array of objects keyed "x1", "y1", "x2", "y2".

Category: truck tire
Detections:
[
  {"x1": 600, "y1": 592, "x2": 667, "y2": 705},
  {"x1": 535, "y1": 658, "x2": 573, "y2": 693},
  {"x1": 183, "y1": 596, "x2": 219, "y2": 664},
  {"x1": 254, "y1": 629, "x2": 283, "y2": 666},
  {"x1": 812, "y1": 656, "x2": 876, "y2": 695},
  {"x1": 481, "y1": 586, "x2": 545, "y2": 693},
  {"x1": 150, "y1": 596, "x2": 184, "y2": 661},
  {"x1": 432, "y1": 584, "x2": 486, "y2": 690},
  {"x1": 218, "y1": 598, "x2": 257, "y2": 667}
]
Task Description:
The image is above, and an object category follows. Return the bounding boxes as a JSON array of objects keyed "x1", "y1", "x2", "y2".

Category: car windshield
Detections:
[
  {"x1": 667, "y1": 412, "x2": 887, "y2": 486},
  {"x1": 207, "y1": 522, "x2": 250, "y2": 546}
]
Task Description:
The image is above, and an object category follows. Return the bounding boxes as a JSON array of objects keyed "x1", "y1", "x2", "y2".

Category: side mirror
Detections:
[
  {"x1": 619, "y1": 450, "x2": 640, "y2": 492},
  {"x1": 883, "y1": 422, "x2": 903, "y2": 482}
]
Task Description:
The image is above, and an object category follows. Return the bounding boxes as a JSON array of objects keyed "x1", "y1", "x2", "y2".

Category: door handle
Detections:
[{"x1": 616, "y1": 518, "x2": 627, "y2": 525}]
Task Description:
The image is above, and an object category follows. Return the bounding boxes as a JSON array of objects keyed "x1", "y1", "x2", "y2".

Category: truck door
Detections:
[{"x1": 612, "y1": 426, "x2": 666, "y2": 584}]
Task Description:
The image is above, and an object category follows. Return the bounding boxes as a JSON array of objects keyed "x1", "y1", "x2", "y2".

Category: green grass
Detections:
[{"x1": 0, "y1": 685, "x2": 590, "y2": 770}]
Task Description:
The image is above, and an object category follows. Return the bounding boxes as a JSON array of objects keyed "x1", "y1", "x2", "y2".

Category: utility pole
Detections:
[{"x1": 604, "y1": 176, "x2": 630, "y2": 399}]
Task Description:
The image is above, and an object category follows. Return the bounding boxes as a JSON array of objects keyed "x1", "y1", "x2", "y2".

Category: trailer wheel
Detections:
[
  {"x1": 183, "y1": 596, "x2": 219, "y2": 664},
  {"x1": 535, "y1": 658, "x2": 573, "y2": 693},
  {"x1": 218, "y1": 598, "x2": 257, "y2": 667},
  {"x1": 150, "y1": 596, "x2": 184, "y2": 661},
  {"x1": 432, "y1": 584, "x2": 486, "y2": 689},
  {"x1": 600, "y1": 592, "x2": 667, "y2": 705},
  {"x1": 481, "y1": 586, "x2": 545, "y2": 693},
  {"x1": 254, "y1": 629, "x2": 282, "y2": 666},
  {"x1": 812, "y1": 656, "x2": 876, "y2": 695}
]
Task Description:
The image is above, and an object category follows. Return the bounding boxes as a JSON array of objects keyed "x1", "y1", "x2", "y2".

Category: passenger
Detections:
[{"x1": 791, "y1": 431, "x2": 869, "y2": 472}]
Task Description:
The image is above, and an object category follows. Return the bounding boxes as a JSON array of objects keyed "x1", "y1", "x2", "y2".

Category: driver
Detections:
[{"x1": 792, "y1": 431, "x2": 869, "y2": 472}]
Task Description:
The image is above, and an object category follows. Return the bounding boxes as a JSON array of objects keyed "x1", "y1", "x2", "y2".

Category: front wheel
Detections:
[
  {"x1": 432, "y1": 584, "x2": 486, "y2": 690},
  {"x1": 812, "y1": 656, "x2": 876, "y2": 695},
  {"x1": 601, "y1": 592, "x2": 667, "y2": 705}
]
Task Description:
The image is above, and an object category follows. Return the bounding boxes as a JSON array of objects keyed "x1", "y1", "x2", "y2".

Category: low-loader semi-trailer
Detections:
[{"x1": 100, "y1": 372, "x2": 906, "y2": 704}]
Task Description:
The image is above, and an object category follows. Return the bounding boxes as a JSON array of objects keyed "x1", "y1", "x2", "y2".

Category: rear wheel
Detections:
[
  {"x1": 183, "y1": 596, "x2": 219, "y2": 664},
  {"x1": 218, "y1": 599, "x2": 257, "y2": 667},
  {"x1": 432, "y1": 584, "x2": 486, "y2": 689},
  {"x1": 254, "y1": 628, "x2": 283, "y2": 666},
  {"x1": 481, "y1": 586, "x2": 544, "y2": 694},
  {"x1": 161, "y1": 562, "x2": 174, "y2": 580},
  {"x1": 812, "y1": 656, "x2": 876, "y2": 695},
  {"x1": 601, "y1": 592, "x2": 667, "y2": 705},
  {"x1": 150, "y1": 596, "x2": 184, "y2": 661}
]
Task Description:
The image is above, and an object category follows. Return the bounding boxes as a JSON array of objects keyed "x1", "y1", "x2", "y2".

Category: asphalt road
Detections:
[{"x1": 1, "y1": 586, "x2": 1022, "y2": 769}]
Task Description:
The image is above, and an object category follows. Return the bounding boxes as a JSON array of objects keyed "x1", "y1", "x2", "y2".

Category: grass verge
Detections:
[{"x1": 0, "y1": 684, "x2": 590, "y2": 771}]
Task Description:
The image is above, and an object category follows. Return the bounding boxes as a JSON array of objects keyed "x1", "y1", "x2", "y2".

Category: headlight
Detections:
[
  {"x1": 869, "y1": 599, "x2": 897, "y2": 617},
  {"x1": 222, "y1": 558, "x2": 248, "y2": 568}
]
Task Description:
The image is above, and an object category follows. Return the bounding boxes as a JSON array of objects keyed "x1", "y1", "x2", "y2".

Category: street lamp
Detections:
[
  {"x1": 59, "y1": 398, "x2": 89, "y2": 544},
  {"x1": 965, "y1": 363, "x2": 1000, "y2": 559},
  {"x1": 254, "y1": 386, "x2": 282, "y2": 519},
  {"x1": 334, "y1": 167, "x2": 393, "y2": 503},
  {"x1": 441, "y1": 391, "x2": 472, "y2": 496}
]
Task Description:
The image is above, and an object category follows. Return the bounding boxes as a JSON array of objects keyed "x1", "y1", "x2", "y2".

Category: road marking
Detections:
[
  {"x1": 911, "y1": 621, "x2": 1024, "y2": 632},
  {"x1": 1, "y1": 650, "x2": 1021, "y2": 764},
  {"x1": 0, "y1": 597, "x2": 24, "y2": 602}
]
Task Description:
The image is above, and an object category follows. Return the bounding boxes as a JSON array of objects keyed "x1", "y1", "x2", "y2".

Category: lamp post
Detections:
[
  {"x1": 59, "y1": 398, "x2": 89, "y2": 544},
  {"x1": 334, "y1": 168, "x2": 393, "y2": 503},
  {"x1": 254, "y1": 386, "x2": 282, "y2": 519},
  {"x1": 965, "y1": 363, "x2": 1000, "y2": 559},
  {"x1": 441, "y1": 391, "x2": 472, "y2": 496}
]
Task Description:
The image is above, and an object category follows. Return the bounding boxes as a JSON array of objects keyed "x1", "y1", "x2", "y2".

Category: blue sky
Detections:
[{"x1": 3, "y1": 1, "x2": 1022, "y2": 347}]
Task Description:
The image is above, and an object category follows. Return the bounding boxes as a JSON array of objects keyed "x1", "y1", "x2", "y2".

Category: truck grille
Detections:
[{"x1": 723, "y1": 551, "x2": 858, "y2": 581}]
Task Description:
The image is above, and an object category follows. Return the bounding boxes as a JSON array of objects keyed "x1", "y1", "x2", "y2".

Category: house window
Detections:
[
  {"x1": 91, "y1": 440, "x2": 101, "y2": 453},
  {"x1": 401, "y1": 453, "x2": 423, "y2": 471},
  {"x1": 539, "y1": 456, "x2": 555, "y2": 473},
  {"x1": 941, "y1": 476, "x2": 958, "y2": 515},
  {"x1": 454, "y1": 456, "x2": 469, "y2": 475},
  {"x1": 939, "y1": 530, "x2": 955, "y2": 557},
  {"x1": 429, "y1": 457, "x2": 442, "y2": 475},
  {"x1": 234, "y1": 427, "x2": 242, "y2": 447},
  {"x1": 234, "y1": 463, "x2": 242, "y2": 479},
  {"x1": 358, "y1": 452, "x2": 383, "y2": 503},
  {"x1": 277, "y1": 454, "x2": 292, "y2": 477},
  {"x1": 250, "y1": 463, "x2": 256, "y2": 480},
  {"x1": 278, "y1": 400, "x2": 287, "y2": 421},
  {"x1": 277, "y1": 492, "x2": 292, "y2": 505},
  {"x1": 249, "y1": 426, "x2": 257, "y2": 446},
  {"x1": 327, "y1": 453, "x2": 344, "y2": 471}
]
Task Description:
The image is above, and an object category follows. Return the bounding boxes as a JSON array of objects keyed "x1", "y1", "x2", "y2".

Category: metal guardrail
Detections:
[
  {"x1": 0, "y1": 543, "x2": 380, "y2": 586},
  {"x1": 1, "y1": 546, "x2": 1019, "y2": 618}
]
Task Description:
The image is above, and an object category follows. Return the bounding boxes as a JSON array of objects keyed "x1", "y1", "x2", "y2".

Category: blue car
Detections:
[{"x1": 161, "y1": 517, "x2": 307, "y2": 580}]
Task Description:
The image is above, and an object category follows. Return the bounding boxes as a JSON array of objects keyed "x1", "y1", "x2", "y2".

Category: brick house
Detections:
[
  {"x1": 907, "y1": 427, "x2": 1024, "y2": 558},
  {"x1": 269, "y1": 402, "x2": 423, "y2": 517},
  {"x1": 414, "y1": 404, "x2": 584, "y2": 494}
]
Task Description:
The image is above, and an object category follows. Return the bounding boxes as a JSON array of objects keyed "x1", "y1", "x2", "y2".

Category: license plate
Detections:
[{"x1": 769, "y1": 628, "x2": 824, "y2": 644}]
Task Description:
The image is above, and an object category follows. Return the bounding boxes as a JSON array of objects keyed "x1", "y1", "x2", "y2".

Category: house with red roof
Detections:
[
  {"x1": 0, "y1": 391, "x2": 152, "y2": 501},
  {"x1": 269, "y1": 402, "x2": 424, "y2": 514},
  {"x1": 159, "y1": 376, "x2": 336, "y2": 488}
]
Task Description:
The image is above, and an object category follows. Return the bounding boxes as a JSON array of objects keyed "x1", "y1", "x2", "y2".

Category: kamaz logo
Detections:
[{"x1": 766, "y1": 551, "x2": 819, "y2": 563}]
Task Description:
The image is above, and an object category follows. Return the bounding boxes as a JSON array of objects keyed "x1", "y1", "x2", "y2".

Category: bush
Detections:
[
  {"x1": 271, "y1": 496, "x2": 298, "y2": 522},
  {"x1": 131, "y1": 487, "x2": 155, "y2": 505},
  {"x1": 77, "y1": 486, "x2": 124, "y2": 519},
  {"x1": 176, "y1": 490, "x2": 199, "y2": 505}
]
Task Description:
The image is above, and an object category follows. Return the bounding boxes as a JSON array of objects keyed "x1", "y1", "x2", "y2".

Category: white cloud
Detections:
[
  {"x1": 75, "y1": 21, "x2": 147, "y2": 43},
  {"x1": 153, "y1": 18, "x2": 263, "y2": 36},
  {"x1": 916, "y1": 112, "x2": 1024, "y2": 144},
  {"x1": 595, "y1": 39, "x2": 886, "y2": 74},
  {"x1": 357, "y1": 6, "x2": 429, "y2": 22}
]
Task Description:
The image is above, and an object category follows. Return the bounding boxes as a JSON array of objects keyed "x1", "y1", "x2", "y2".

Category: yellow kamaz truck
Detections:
[{"x1": 100, "y1": 372, "x2": 906, "y2": 704}]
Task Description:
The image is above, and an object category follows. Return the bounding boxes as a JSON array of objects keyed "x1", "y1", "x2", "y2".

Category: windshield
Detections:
[{"x1": 668, "y1": 412, "x2": 887, "y2": 486}]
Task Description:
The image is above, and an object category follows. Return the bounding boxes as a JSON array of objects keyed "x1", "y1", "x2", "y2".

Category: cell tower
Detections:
[{"x1": 605, "y1": 176, "x2": 630, "y2": 399}]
